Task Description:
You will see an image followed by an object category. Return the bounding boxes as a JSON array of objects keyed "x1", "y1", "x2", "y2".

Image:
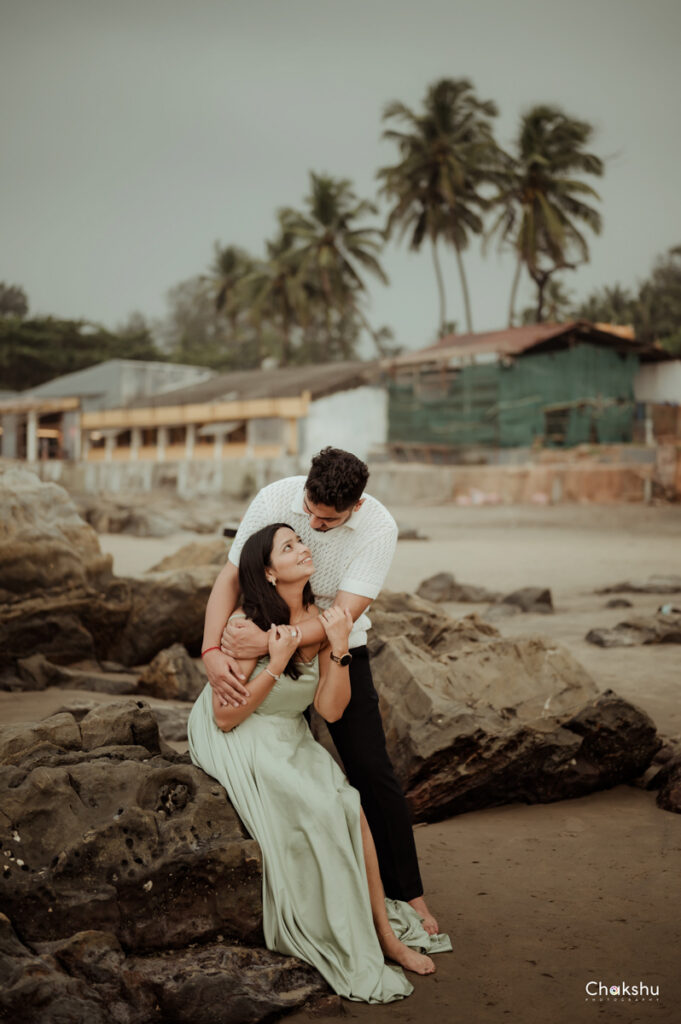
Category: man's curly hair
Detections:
[{"x1": 305, "y1": 447, "x2": 369, "y2": 512}]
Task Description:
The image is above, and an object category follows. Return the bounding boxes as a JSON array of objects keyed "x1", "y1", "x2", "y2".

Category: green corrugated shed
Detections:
[{"x1": 388, "y1": 343, "x2": 638, "y2": 448}]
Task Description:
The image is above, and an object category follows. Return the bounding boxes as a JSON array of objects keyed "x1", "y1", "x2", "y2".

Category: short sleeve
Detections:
[
  {"x1": 337, "y1": 520, "x2": 398, "y2": 600},
  {"x1": 227, "y1": 487, "x2": 274, "y2": 567}
]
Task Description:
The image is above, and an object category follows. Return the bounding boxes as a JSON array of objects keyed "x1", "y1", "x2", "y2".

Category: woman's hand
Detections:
[
  {"x1": 319, "y1": 606, "x2": 353, "y2": 652},
  {"x1": 267, "y1": 623, "x2": 301, "y2": 674}
]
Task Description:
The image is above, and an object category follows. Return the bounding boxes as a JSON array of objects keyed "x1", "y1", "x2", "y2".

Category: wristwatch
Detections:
[{"x1": 330, "y1": 650, "x2": 353, "y2": 666}]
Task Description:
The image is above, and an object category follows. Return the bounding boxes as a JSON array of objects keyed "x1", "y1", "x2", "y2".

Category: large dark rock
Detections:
[
  {"x1": 586, "y1": 612, "x2": 681, "y2": 647},
  {"x1": 0, "y1": 701, "x2": 263, "y2": 951},
  {"x1": 0, "y1": 469, "x2": 223, "y2": 673},
  {"x1": 0, "y1": 700, "x2": 335, "y2": 1023},
  {"x1": 595, "y1": 575, "x2": 681, "y2": 595},
  {"x1": 138, "y1": 644, "x2": 206, "y2": 701},
  {"x1": 358, "y1": 592, "x2": 662, "y2": 822},
  {"x1": 108, "y1": 568, "x2": 218, "y2": 666},
  {"x1": 416, "y1": 572, "x2": 501, "y2": 604},
  {"x1": 0, "y1": 917, "x2": 333, "y2": 1024}
]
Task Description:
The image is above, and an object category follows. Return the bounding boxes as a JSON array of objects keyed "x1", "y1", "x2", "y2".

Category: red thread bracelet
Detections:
[{"x1": 201, "y1": 645, "x2": 221, "y2": 657}]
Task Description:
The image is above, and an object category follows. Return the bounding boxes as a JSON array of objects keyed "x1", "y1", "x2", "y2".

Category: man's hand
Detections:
[
  {"x1": 221, "y1": 617, "x2": 269, "y2": 660},
  {"x1": 203, "y1": 649, "x2": 250, "y2": 708}
]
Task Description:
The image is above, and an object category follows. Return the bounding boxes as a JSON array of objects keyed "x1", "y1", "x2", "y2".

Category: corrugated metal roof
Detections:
[
  {"x1": 124, "y1": 360, "x2": 381, "y2": 408},
  {"x1": 382, "y1": 321, "x2": 650, "y2": 369}
]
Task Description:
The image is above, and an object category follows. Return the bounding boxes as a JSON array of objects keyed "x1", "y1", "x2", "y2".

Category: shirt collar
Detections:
[{"x1": 292, "y1": 482, "x2": 363, "y2": 530}]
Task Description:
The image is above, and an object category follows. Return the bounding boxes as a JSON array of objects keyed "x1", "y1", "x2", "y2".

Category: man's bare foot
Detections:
[
  {"x1": 379, "y1": 930, "x2": 435, "y2": 975},
  {"x1": 408, "y1": 895, "x2": 439, "y2": 935}
]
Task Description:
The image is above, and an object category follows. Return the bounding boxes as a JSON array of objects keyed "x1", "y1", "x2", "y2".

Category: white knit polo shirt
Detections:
[{"x1": 228, "y1": 476, "x2": 398, "y2": 648}]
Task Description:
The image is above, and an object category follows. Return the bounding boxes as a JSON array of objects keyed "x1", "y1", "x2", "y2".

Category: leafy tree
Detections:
[
  {"x1": 488, "y1": 105, "x2": 603, "y2": 324},
  {"x1": 635, "y1": 246, "x2": 681, "y2": 354},
  {"x1": 0, "y1": 316, "x2": 164, "y2": 391},
  {"x1": 520, "y1": 278, "x2": 573, "y2": 324},
  {"x1": 572, "y1": 283, "x2": 638, "y2": 326},
  {"x1": 0, "y1": 283, "x2": 28, "y2": 318},
  {"x1": 378, "y1": 78, "x2": 501, "y2": 334}
]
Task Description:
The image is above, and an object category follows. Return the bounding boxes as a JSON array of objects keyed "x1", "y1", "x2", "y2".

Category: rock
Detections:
[
  {"x1": 501, "y1": 586, "x2": 554, "y2": 614},
  {"x1": 595, "y1": 575, "x2": 681, "y2": 595},
  {"x1": 655, "y1": 756, "x2": 681, "y2": 813},
  {"x1": 11, "y1": 653, "x2": 139, "y2": 695},
  {"x1": 481, "y1": 602, "x2": 522, "y2": 620},
  {"x1": 0, "y1": 470, "x2": 128, "y2": 668},
  {"x1": 0, "y1": 466, "x2": 112, "y2": 602},
  {"x1": 0, "y1": 700, "x2": 332, "y2": 1023},
  {"x1": 138, "y1": 645, "x2": 205, "y2": 702},
  {"x1": 416, "y1": 572, "x2": 500, "y2": 603},
  {"x1": 0, "y1": 700, "x2": 263, "y2": 951},
  {"x1": 605, "y1": 598, "x2": 633, "y2": 608},
  {"x1": 148, "y1": 537, "x2": 230, "y2": 573},
  {"x1": 77, "y1": 497, "x2": 228, "y2": 538},
  {"x1": 364, "y1": 591, "x2": 661, "y2": 822},
  {"x1": 152, "y1": 704, "x2": 191, "y2": 742},
  {"x1": 586, "y1": 613, "x2": 681, "y2": 647},
  {"x1": 397, "y1": 525, "x2": 429, "y2": 541},
  {"x1": 0, "y1": 919, "x2": 332, "y2": 1024},
  {"x1": 108, "y1": 567, "x2": 219, "y2": 666}
]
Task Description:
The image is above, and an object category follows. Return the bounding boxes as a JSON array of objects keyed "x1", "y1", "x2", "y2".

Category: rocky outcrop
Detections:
[
  {"x1": 0, "y1": 700, "x2": 334, "y2": 1023},
  {"x1": 108, "y1": 568, "x2": 218, "y2": 666},
  {"x1": 595, "y1": 575, "x2": 681, "y2": 595},
  {"x1": 76, "y1": 496, "x2": 227, "y2": 537},
  {"x1": 138, "y1": 645, "x2": 206, "y2": 702},
  {"x1": 416, "y1": 572, "x2": 553, "y2": 613},
  {"x1": 586, "y1": 612, "x2": 681, "y2": 647},
  {"x1": 1, "y1": 916, "x2": 331, "y2": 1024},
  {"x1": 148, "y1": 538, "x2": 230, "y2": 573},
  {"x1": 356, "y1": 592, "x2": 662, "y2": 822},
  {"x1": 416, "y1": 572, "x2": 500, "y2": 604}
]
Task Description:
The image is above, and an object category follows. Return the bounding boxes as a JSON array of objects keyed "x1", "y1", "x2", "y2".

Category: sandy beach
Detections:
[{"x1": 3, "y1": 501, "x2": 680, "y2": 1023}]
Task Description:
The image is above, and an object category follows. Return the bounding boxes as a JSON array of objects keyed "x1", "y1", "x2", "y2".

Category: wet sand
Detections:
[{"x1": 4, "y1": 501, "x2": 681, "y2": 1022}]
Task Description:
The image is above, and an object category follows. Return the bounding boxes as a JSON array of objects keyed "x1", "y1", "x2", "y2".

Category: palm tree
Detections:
[
  {"x1": 377, "y1": 78, "x2": 502, "y2": 334},
  {"x1": 488, "y1": 105, "x2": 603, "y2": 324},
  {"x1": 279, "y1": 172, "x2": 388, "y2": 353},
  {"x1": 241, "y1": 221, "x2": 311, "y2": 366},
  {"x1": 209, "y1": 244, "x2": 254, "y2": 330}
]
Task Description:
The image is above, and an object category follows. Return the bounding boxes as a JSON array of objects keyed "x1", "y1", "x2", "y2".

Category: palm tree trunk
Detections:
[
  {"x1": 508, "y1": 254, "x2": 522, "y2": 327},
  {"x1": 431, "y1": 239, "x2": 447, "y2": 335},
  {"x1": 454, "y1": 243, "x2": 473, "y2": 333}
]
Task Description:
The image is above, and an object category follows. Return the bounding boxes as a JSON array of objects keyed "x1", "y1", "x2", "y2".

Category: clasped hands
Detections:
[{"x1": 205, "y1": 606, "x2": 352, "y2": 708}]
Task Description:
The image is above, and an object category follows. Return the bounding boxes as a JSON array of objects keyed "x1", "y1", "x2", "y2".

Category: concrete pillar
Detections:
[
  {"x1": 26, "y1": 410, "x2": 38, "y2": 462},
  {"x1": 1, "y1": 414, "x2": 18, "y2": 458},
  {"x1": 157, "y1": 426, "x2": 168, "y2": 462},
  {"x1": 286, "y1": 417, "x2": 299, "y2": 455},
  {"x1": 104, "y1": 434, "x2": 115, "y2": 461},
  {"x1": 185, "y1": 423, "x2": 196, "y2": 460},
  {"x1": 70, "y1": 411, "x2": 82, "y2": 461},
  {"x1": 213, "y1": 430, "x2": 223, "y2": 460},
  {"x1": 81, "y1": 430, "x2": 90, "y2": 461},
  {"x1": 131, "y1": 427, "x2": 142, "y2": 460},
  {"x1": 644, "y1": 403, "x2": 654, "y2": 446}
]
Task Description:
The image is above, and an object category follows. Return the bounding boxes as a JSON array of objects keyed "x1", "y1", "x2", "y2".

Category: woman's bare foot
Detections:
[
  {"x1": 379, "y1": 930, "x2": 435, "y2": 975},
  {"x1": 408, "y1": 895, "x2": 439, "y2": 935}
]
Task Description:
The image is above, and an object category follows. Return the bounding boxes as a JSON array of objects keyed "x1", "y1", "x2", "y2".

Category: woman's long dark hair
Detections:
[{"x1": 238, "y1": 523, "x2": 314, "y2": 679}]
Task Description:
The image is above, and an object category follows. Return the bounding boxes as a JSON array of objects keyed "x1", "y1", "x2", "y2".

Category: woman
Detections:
[{"x1": 188, "y1": 523, "x2": 451, "y2": 1003}]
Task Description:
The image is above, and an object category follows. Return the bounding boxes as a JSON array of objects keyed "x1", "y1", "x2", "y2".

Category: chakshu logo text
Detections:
[{"x1": 585, "y1": 980, "x2": 660, "y2": 1001}]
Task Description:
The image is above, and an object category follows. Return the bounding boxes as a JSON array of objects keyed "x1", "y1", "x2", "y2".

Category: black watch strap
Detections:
[{"x1": 330, "y1": 651, "x2": 353, "y2": 666}]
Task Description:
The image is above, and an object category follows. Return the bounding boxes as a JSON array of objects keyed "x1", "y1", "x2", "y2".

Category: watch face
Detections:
[{"x1": 339, "y1": 652, "x2": 352, "y2": 666}]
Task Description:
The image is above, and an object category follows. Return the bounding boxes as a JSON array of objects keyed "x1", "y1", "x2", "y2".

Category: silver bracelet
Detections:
[{"x1": 265, "y1": 667, "x2": 280, "y2": 681}]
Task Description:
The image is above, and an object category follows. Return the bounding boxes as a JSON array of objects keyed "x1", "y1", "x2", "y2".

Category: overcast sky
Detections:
[{"x1": 2, "y1": 0, "x2": 680, "y2": 354}]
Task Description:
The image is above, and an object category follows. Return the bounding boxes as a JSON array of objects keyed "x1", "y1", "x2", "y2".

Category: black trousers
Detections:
[{"x1": 326, "y1": 646, "x2": 423, "y2": 902}]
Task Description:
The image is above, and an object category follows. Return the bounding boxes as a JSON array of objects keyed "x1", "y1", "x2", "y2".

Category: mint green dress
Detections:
[{"x1": 187, "y1": 650, "x2": 452, "y2": 1003}]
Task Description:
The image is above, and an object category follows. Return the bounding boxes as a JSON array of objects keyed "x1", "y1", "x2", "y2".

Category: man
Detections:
[{"x1": 202, "y1": 447, "x2": 438, "y2": 934}]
